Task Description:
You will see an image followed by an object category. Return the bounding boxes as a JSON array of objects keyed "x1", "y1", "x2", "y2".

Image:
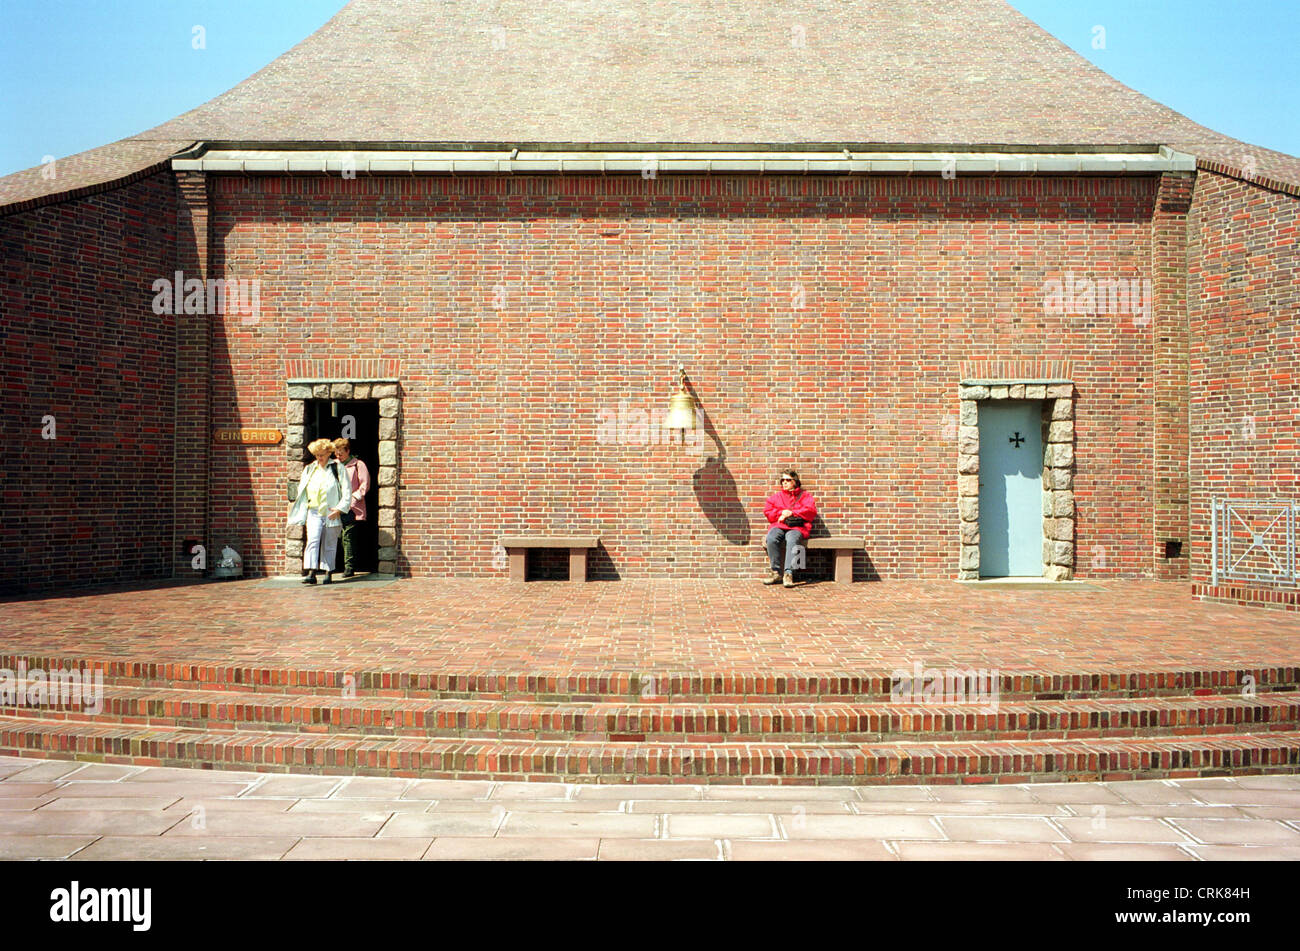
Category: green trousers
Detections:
[{"x1": 340, "y1": 519, "x2": 359, "y2": 572}]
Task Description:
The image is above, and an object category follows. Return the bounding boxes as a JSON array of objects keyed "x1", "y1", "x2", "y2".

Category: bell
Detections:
[{"x1": 663, "y1": 366, "x2": 697, "y2": 431}]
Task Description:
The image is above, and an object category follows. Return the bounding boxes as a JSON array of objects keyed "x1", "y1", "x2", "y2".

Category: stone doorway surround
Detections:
[
  {"x1": 285, "y1": 377, "x2": 401, "y2": 575},
  {"x1": 957, "y1": 376, "x2": 1076, "y2": 581}
]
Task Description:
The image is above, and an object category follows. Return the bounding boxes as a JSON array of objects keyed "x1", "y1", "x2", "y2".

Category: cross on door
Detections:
[{"x1": 1009, "y1": 431, "x2": 1025, "y2": 447}]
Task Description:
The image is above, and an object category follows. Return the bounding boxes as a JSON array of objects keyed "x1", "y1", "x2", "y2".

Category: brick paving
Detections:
[
  {"x1": 1, "y1": 578, "x2": 1297, "y2": 784},
  {"x1": 4, "y1": 754, "x2": 1299, "y2": 861},
  {"x1": 2, "y1": 578, "x2": 1297, "y2": 674}
]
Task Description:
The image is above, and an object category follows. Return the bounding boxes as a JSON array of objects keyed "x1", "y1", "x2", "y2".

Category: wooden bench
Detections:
[
  {"x1": 500, "y1": 536, "x2": 600, "y2": 582},
  {"x1": 806, "y1": 537, "x2": 864, "y2": 585}
]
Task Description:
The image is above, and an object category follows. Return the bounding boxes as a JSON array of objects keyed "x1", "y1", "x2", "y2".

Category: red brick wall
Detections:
[
  {"x1": 0, "y1": 172, "x2": 178, "y2": 594},
  {"x1": 209, "y1": 173, "x2": 1163, "y2": 579},
  {"x1": 1187, "y1": 171, "x2": 1300, "y2": 600}
]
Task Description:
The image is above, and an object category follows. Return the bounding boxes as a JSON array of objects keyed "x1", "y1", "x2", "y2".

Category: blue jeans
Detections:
[{"x1": 765, "y1": 526, "x2": 806, "y2": 573}]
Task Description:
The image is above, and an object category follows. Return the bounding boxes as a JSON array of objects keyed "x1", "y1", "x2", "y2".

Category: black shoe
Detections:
[
  {"x1": 301, "y1": 573, "x2": 317, "y2": 585},
  {"x1": 343, "y1": 569, "x2": 355, "y2": 578},
  {"x1": 322, "y1": 572, "x2": 332, "y2": 585}
]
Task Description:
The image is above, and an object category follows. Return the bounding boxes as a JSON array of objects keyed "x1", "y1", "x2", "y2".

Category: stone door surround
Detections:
[
  {"x1": 957, "y1": 379, "x2": 1076, "y2": 581},
  {"x1": 285, "y1": 379, "x2": 401, "y2": 575}
]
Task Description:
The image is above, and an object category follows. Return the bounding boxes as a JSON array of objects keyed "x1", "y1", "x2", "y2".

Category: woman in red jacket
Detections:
[{"x1": 763, "y1": 469, "x2": 817, "y2": 587}]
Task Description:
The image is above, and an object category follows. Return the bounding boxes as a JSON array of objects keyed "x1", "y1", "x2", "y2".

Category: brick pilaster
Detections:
[
  {"x1": 173, "y1": 171, "x2": 212, "y2": 576},
  {"x1": 1152, "y1": 171, "x2": 1194, "y2": 580}
]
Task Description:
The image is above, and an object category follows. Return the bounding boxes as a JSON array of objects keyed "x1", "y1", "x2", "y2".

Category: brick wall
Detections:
[
  {"x1": 1187, "y1": 170, "x2": 1300, "y2": 608},
  {"x1": 208, "y1": 173, "x2": 1163, "y2": 579},
  {"x1": 0, "y1": 171, "x2": 178, "y2": 594}
]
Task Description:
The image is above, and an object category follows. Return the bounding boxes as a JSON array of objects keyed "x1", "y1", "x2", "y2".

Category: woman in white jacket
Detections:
[{"x1": 287, "y1": 438, "x2": 353, "y2": 584}]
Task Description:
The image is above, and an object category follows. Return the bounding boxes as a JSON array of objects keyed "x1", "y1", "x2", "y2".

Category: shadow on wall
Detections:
[{"x1": 686, "y1": 377, "x2": 750, "y2": 546}]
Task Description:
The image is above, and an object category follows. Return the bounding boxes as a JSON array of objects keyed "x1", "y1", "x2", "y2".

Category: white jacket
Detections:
[{"x1": 287, "y1": 459, "x2": 353, "y2": 526}]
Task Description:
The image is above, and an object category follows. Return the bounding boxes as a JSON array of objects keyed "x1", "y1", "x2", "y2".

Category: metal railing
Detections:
[{"x1": 1210, "y1": 499, "x2": 1299, "y2": 585}]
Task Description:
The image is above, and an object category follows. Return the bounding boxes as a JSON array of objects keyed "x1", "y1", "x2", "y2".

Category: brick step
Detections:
[
  {"x1": 8, "y1": 655, "x2": 1299, "y2": 702},
  {"x1": 2, "y1": 716, "x2": 1297, "y2": 784},
  {"x1": 12, "y1": 684, "x2": 1300, "y2": 743}
]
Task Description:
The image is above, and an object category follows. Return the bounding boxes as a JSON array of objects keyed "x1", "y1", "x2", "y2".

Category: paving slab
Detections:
[
  {"x1": 54, "y1": 781, "x2": 251, "y2": 799},
  {"x1": 0, "y1": 835, "x2": 99, "y2": 859},
  {"x1": 0, "y1": 782, "x2": 61, "y2": 798},
  {"x1": 428, "y1": 798, "x2": 612, "y2": 813},
  {"x1": 161, "y1": 798, "x2": 297, "y2": 814},
  {"x1": 498, "y1": 813, "x2": 658, "y2": 838},
  {"x1": 703, "y1": 786, "x2": 858, "y2": 801},
  {"x1": 1235, "y1": 805, "x2": 1300, "y2": 821},
  {"x1": 163, "y1": 812, "x2": 386, "y2": 838},
  {"x1": 244, "y1": 776, "x2": 347, "y2": 798},
  {"x1": 780, "y1": 814, "x2": 944, "y2": 840},
  {"x1": 71, "y1": 835, "x2": 299, "y2": 861},
  {"x1": 378, "y1": 813, "x2": 505, "y2": 837},
  {"x1": 728, "y1": 840, "x2": 896, "y2": 861},
  {"x1": 1053, "y1": 817, "x2": 1193, "y2": 844},
  {"x1": 0, "y1": 810, "x2": 183, "y2": 836},
  {"x1": 1029, "y1": 784, "x2": 1129, "y2": 804},
  {"x1": 54, "y1": 764, "x2": 145, "y2": 781},
  {"x1": 1055, "y1": 843, "x2": 1197, "y2": 861},
  {"x1": 490, "y1": 781, "x2": 574, "y2": 800},
  {"x1": 895, "y1": 842, "x2": 1068, "y2": 860},
  {"x1": 3, "y1": 761, "x2": 92, "y2": 781},
  {"x1": 122, "y1": 766, "x2": 267, "y2": 784},
  {"x1": 283, "y1": 837, "x2": 433, "y2": 860},
  {"x1": 1077, "y1": 804, "x2": 1246, "y2": 820},
  {"x1": 402, "y1": 779, "x2": 495, "y2": 800},
  {"x1": 289, "y1": 798, "x2": 431, "y2": 815},
  {"x1": 332, "y1": 777, "x2": 416, "y2": 799},
  {"x1": 39, "y1": 796, "x2": 179, "y2": 812},
  {"x1": 1181, "y1": 788, "x2": 1300, "y2": 807},
  {"x1": 928, "y1": 784, "x2": 1040, "y2": 802},
  {"x1": 1186, "y1": 845, "x2": 1300, "y2": 861},
  {"x1": 423, "y1": 836, "x2": 600, "y2": 860},
  {"x1": 851, "y1": 801, "x2": 1070, "y2": 817},
  {"x1": 0, "y1": 797, "x2": 54, "y2": 811},
  {"x1": 1169, "y1": 818, "x2": 1300, "y2": 846},
  {"x1": 664, "y1": 814, "x2": 775, "y2": 838},
  {"x1": 1105, "y1": 782, "x2": 1205, "y2": 805},
  {"x1": 599, "y1": 839, "x2": 720, "y2": 860},
  {"x1": 937, "y1": 816, "x2": 1070, "y2": 843},
  {"x1": 629, "y1": 799, "x2": 852, "y2": 815},
  {"x1": 575, "y1": 785, "x2": 704, "y2": 800}
]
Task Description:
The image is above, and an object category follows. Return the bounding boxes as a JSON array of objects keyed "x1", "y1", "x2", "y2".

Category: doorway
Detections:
[
  {"x1": 977, "y1": 400, "x2": 1044, "y2": 577},
  {"x1": 303, "y1": 398, "x2": 380, "y2": 573}
]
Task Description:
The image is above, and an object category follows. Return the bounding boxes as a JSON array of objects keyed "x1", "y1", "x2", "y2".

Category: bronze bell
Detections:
[{"x1": 663, "y1": 365, "x2": 697, "y2": 431}]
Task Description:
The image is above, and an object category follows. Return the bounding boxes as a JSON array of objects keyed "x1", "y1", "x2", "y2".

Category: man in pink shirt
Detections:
[
  {"x1": 333, "y1": 438, "x2": 371, "y2": 578},
  {"x1": 763, "y1": 468, "x2": 817, "y2": 588}
]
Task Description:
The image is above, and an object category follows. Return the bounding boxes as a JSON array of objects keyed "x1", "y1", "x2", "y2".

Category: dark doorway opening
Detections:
[{"x1": 303, "y1": 398, "x2": 380, "y2": 574}]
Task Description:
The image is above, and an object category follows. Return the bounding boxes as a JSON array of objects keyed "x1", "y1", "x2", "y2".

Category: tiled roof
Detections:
[{"x1": 3, "y1": 0, "x2": 1297, "y2": 210}]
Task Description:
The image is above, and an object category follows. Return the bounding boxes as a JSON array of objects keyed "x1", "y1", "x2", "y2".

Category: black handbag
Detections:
[{"x1": 783, "y1": 514, "x2": 806, "y2": 527}]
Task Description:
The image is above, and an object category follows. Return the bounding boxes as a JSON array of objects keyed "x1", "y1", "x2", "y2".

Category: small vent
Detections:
[{"x1": 1164, "y1": 540, "x2": 1183, "y2": 559}]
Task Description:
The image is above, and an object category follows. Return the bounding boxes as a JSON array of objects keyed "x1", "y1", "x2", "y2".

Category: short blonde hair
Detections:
[
  {"x1": 307, "y1": 438, "x2": 334, "y2": 457},
  {"x1": 332, "y1": 437, "x2": 351, "y2": 452}
]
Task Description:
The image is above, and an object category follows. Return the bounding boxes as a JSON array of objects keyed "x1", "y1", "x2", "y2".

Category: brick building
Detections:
[{"x1": 2, "y1": 0, "x2": 1297, "y2": 608}]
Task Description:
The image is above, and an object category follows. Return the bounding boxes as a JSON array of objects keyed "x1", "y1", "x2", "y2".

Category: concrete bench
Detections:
[
  {"x1": 500, "y1": 536, "x2": 600, "y2": 582},
  {"x1": 806, "y1": 536, "x2": 864, "y2": 585}
]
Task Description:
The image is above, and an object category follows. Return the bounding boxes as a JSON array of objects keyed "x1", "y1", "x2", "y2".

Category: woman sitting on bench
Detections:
[{"x1": 763, "y1": 469, "x2": 817, "y2": 588}]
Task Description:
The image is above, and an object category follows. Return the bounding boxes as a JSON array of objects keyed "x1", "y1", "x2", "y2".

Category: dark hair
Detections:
[{"x1": 780, "y1": 469, "x2": 801, "y2": 488}]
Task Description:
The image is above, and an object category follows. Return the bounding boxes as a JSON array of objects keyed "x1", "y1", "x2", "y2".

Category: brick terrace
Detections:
[{"x1": 2, "y1": 578, "x2": 1297, "y2": 676}]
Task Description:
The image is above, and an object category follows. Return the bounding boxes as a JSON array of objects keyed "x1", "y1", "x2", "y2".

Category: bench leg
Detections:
[
  {"x1": 569, "y1": 547, "x2": 588, "y2": 582},
  {"x1": 833, "y1": 549, "x2": 853, "y2": 585},
  {"x1": 508, "y1": 549, "x2": 526, "y2": 582}
]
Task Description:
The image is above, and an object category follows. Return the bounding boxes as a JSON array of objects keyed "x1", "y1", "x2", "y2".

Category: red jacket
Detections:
[{"x1": 764, "y1": 488, "x2": 817, "y2": 539}]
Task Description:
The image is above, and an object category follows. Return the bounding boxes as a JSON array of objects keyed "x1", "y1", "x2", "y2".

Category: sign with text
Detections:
[{"x1": 213, "y1": 429, "x2": 283, "y2": 446}]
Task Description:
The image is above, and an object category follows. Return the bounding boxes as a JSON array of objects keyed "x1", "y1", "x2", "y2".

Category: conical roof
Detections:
[{"x1": 3, "y1": 0, "x2": 1296, "y2": 210}]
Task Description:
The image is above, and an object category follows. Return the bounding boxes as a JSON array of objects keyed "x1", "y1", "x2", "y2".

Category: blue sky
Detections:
[{"x1": 0, "y1": 0, "x2": 1296, "y2": 177}]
